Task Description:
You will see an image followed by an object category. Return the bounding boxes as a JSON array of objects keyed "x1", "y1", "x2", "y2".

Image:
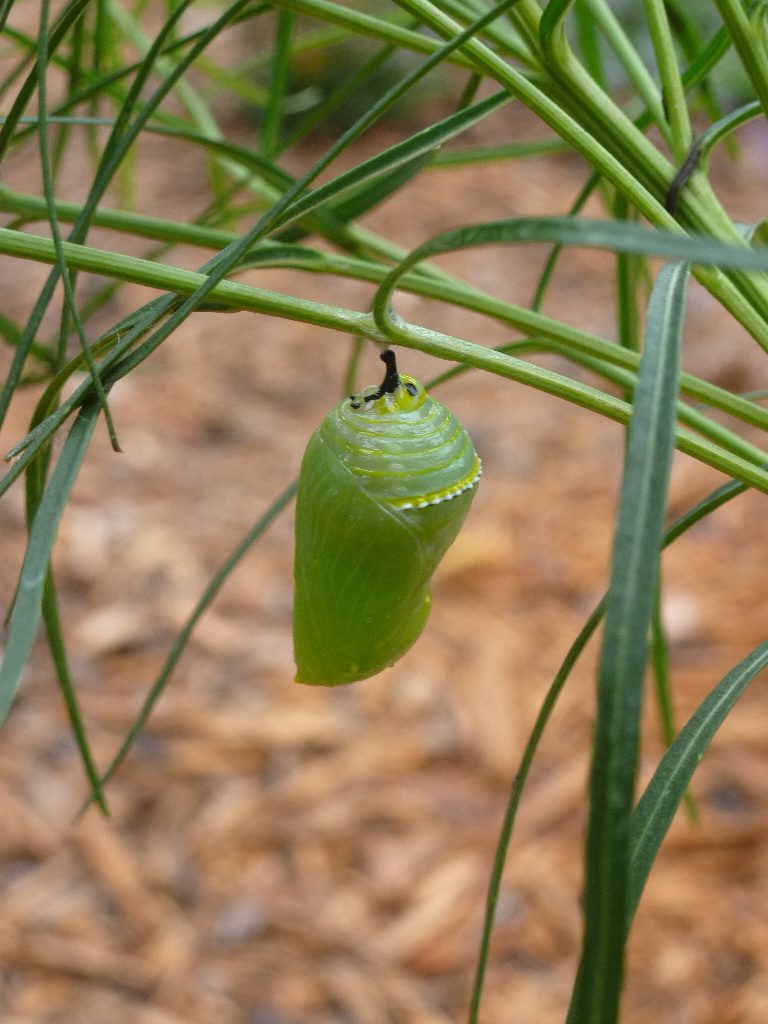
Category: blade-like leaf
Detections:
[
  {"x1": 567, "y1": 261, "x2": 689, "y2": 1024},
  {"x1": 628, "y1": 640, "x2": 768, "y2": 923},
  {"x1": 273, "y1": 90, "x2": 511, "y2": 228},
  {"x1": 468, "y1": 468, "x2": 756, "y2": 1023},
  {"x1": 0, "y1": 400, "x2": 100, "y2": 726},
  {"x1": 42, "y1": 572, "x2": 109, "y2": 814},
  {"x1": 76, "y1": 479, "x2": 298, "y2": 817},
  {"x1": 374, "y1": 216, "x2": 768, "y2": 295}
]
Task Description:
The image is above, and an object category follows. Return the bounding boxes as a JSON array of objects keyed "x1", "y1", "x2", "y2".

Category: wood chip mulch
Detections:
[{"x1": 0, "y1": 108, "x2": 766, "y2": 1023}]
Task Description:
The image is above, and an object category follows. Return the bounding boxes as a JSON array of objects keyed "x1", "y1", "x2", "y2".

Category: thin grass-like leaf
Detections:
[
  {"x1": 664, "y1": 0, "x2": 726, "y2": 127},
  {"x1": 375, "y1": 217, "x2": 768, "y2": 301},
  {"x1": 36, "y1": 0, "x2": 119, "y2": 446},
  {"x1": 574, "y1": 2, "x2": 604, "y2": 86},
  {"x1": 581, "y1": 0, "x2": 667, "y2": 134},
  {"x1": 0, "y1": 0, "x2": 251, "y2": 433},
  {"x1": 698, "y1": 100, "x2": 762, "y2": 162},
  {"x1": 0, "y1": 297, "x2": 177, "y2": 497},
  {"x1": 76, "y1": 479, "x2": 298, "y2": 817},
  {"x1": 3, "y1": 8, "x2": 270, "y2": 150},
  {"x1": 0, "y1": 0, "x2": 91, "y2": 160},
  {"x1": 469, "y1": 465, "x2": 757, "y2": 1023},
  {"x1": 715, "y1": 0, "x2": 768, "y2": 120},
  {"x1": 0, "y1": 0, "x2": 529, "y2": 470},
  {"x1": 567, "y1": 261, "x2": 688, "y2": 1024},
  {"x1": 614, "y1": 195, "x2": 643, "y2": 353},
  {"x1": 430, "y1": 137, "x2": 566, "y2": 166},
  {"x1": 371, "y1": 213, "x2": 768, "y2": 352},
  {"x1": 650, "y1": 584, "x2": 676, "y2": 750},
  {"x1": 650, "y1": 581, "x2": 698, "y2": 822},
  {"x1": 0, "y1": 400, "x2": 100, "y2": 727},
  {"x1": 328, "y1": 152, "x2": 438, "y2": 224},
  {"x1": 0, "y1": 0, "x2": 195, "y2": 429},
  {"x1": 528, "y1": 21, "x2": 734, "y2": 318},
  {"x1": 643, "y1": 0, "x2": 692, "y2": 161},
  {"x1": 115, "y1": 0, "x2": 524, "y2": 356},
  {"x1": 2, "y1": 92, "x2": 512, "y2": 261},
  {"x1": 266, "y1": 0, "x2": 485, "y2": 67},
  {"x1": 42, "y1": 574, "x2": 109, "y2": 814},
  {"x1": 261, "y1": 10, "x2": 294, "y2": 158},
  {"x1": 628, "y1": 641, "x2": 768, "y2": 923},
  {"x1": 0, "y1": 0, "x2": 16, "y2": 33},
  {"x1": 273, "y1": 90, "x2": 512, "y2": 229},
  {"x1": 540, "y1": 340, "x2": 766, "y2": 466},
  {"x1": 279, "y1": 37, "x2": 400, "y2": 151},
  {"x1": 50, "y1": 4, "x2": 85, "y2": 175},
  {"x1": 468, "y1": 599, "x2": 606, "y2": 1024}
]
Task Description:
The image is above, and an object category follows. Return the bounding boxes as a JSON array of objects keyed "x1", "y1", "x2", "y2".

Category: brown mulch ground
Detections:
[{"x1": 0, "y1": 85, "x2": 767, "y2": 1024}]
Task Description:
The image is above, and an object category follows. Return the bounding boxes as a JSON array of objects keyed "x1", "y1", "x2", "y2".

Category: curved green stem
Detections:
[
  {"x1": 582, "y1": 0, "x2": 668, "y2": 139},
  {"x1": 7, "y1": 186, "x2": 768, "y2": 448},
  {"x1": 642, "y1": 0, "x2": 692, "y2": 160},
  {"x1": 393, "y1": 0, "x2": 768, "y2": 343},
  {"x1": 3, "y1": 222, "x2": 767, "y2": 459},
  {"x1": 714, "y1": 0, "x2": 768, "y2": 119}
]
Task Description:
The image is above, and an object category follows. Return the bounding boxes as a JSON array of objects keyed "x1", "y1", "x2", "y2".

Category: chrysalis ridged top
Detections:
[{"x1": 320, "y1": 374, "x2": 481, "y2": 510}]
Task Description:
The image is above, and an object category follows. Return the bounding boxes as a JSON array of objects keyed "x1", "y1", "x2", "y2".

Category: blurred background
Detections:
[{"x1": 0, "y1": 5, "x2": 767, "y2": 1022}]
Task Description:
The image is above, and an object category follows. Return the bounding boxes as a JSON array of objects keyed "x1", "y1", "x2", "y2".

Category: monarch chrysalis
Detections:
[{"x1": 293, "y1": 350, "x2": 481, "y2": 686}]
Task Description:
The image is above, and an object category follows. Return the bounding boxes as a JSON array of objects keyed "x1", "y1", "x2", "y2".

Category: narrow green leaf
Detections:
[
  {"x1": 3, "y1": 182, "x2": 767, "y2": 445},
  {"x1": 568, "y1": 261, "x2": 688, "y2": 1024},
  {"x1": 56, "y1": 0, "x2": 526, "y2": 455},
  {"x1": 375, "y1": 218, "x2": 768, "y2": 303},
  {"x1": 0, "y1": 0, "x2": 194, "y2": 429},
  {"x1": 468, "y1": 598, "x2": 606, "y2": 1024},
  {"x1": 42, "y1": 573, "x2": 109, "y2": 814},
  {"x1": 265, "y1": 0, "x2": 480, "y2": 67},
  {"x1": 273, "y1": 90, "x2": 513, "y2": 232},
  {"x1": 714, "y1": 0, "x2": 768, "y2": 121},
  {"x1": 0, "y1": 0, "x2": 17, "y2": 32},
  {"x1": 539, "y1": 0, "x2": 574, "y2": 58},
  {"x1": 0, "y1": 0, "x2": 91, "y2": 161},
  {"x1": 580, "y1": 0, "x2": 667, "y2": 135},
  {"x1": 430, "y1": 138, "x2": 566, "y2": 166},
  {"x1": 36, "y1": 0, "x2": 119, "y2": 446},
  {"x1": 574, "y1": 2, "x2": 605, "y2": 86},
  {"x1": 328, "y1": 151, "x2": 436, "y2": 223},
  {"x1": 279, "y1": 37, "x2": 401, "y2": 151},
  {"x1": 698, "y1": 100, "x2": 762, "y2": 163},
  {"x1": 540, "y1": 338, "x2": 767, "y2": 467},
  {"x1": 2, "y1": 8, "x2": 270, "y2": 150},
  {"x1": 261, "y1": 10, "x2": 294, "y2": 157},
  {"x1": 643, "y1": 0, "x2": 692, "y2": 161},
  {"x1": 614, "y1": 195, "x2": 643, "y2": 353},
  {"x1": 664, "y1": 0, "x2": 726, "y2": 129},
  {"x1": 0, "y1": 0, "x2": 249, "y2": 433},
  {"x1": 0, "y1": 401, "x2": 100, "y2": 727},
  {"x1": 650, "y1": 580, "x2": 698, "y2": 822},
  {"x1": 469, "y1": 465, "x2": 757, "y2": 1022},
  {"x1": 629, "y1": 641, "x2": 768, "y2": 922},
  {"x1": 371, "y1": 213, "x2": 768, "y2": 355},
  {"x1": 679, "y1": 24, "x2": 730, "y2": 96},
  {"x1": 76, "y1": 479, "x2": 298, "y2": 816}
]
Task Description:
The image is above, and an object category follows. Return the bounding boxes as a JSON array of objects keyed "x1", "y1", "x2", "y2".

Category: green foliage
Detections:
[{"x1": 1, "y1": 2, "x2": 767, "y2": 1021}]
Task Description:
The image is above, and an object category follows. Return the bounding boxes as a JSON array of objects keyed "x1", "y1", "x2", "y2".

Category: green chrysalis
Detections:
[{"x1": 293, "y1": 350, "x2": 481, "y2": 686}]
